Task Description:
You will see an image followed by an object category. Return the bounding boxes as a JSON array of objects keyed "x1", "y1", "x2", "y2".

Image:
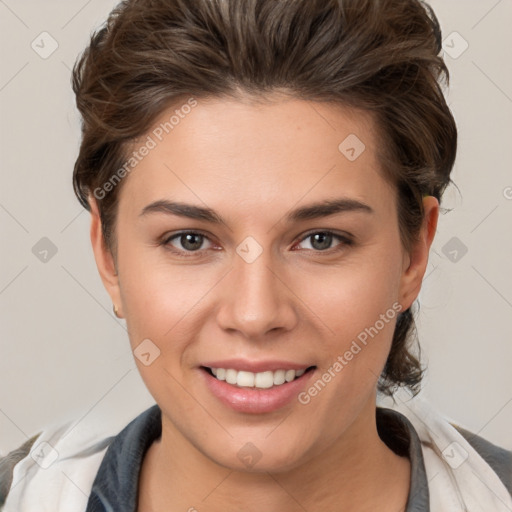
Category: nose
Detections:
[{"x1": 215, "y1": 247, "x2": 298, "y2": 339}]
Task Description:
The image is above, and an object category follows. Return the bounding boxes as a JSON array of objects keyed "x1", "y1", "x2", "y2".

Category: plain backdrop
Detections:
[{"x1": 1, "y1": 0, "x2": 511, "y2": 455}]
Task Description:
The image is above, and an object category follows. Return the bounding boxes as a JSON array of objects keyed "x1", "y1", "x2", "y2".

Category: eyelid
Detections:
[
  {"x1": 161, "y1": 230, "x2": 215, "y2": 250},
  {"x1": 162, "y1": 229, "x2": 207, "y2": 242},
  {"x1": 297, "y1": 228, "x2": 353, "y2": 242},
  {"x1": 293, "y1": 229, "x2": 354, "y2": 251}
]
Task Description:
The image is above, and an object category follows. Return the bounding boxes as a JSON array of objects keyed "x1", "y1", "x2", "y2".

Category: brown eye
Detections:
[
  {"x1": 309, "y1": 232, "x2": 334, "y2": 251},
  {"x1": 177, "y1": 233, "x2": 204, "y2": 251},
  {"x1": 296, "y1": 231, "x2": 352, "y2": 252},
  {"x1": 162, "y1": 231, "x2": 213, "y2": 254}
]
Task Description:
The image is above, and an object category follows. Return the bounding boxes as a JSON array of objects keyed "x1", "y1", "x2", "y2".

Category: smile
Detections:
[
  {"x1": 203, "y1": 366, "x2": 316, "y2": 389},
  {"x1": 199, "y1": 362, "x2": 318, "y2": 413}
]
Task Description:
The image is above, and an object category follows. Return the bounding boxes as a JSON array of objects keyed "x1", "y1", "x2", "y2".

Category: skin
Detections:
[{"x1": 90, "y1": 95, "x2": 438, "y2": 512}]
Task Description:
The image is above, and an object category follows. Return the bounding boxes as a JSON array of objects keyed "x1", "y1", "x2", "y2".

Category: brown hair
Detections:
[{"x1": 72, "y1": 0, "x2": 457, "y2": 397}]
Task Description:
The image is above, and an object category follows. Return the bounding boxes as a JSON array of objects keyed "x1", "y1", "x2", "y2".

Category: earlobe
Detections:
[
  {"x1": 89, "y1": 196, "x2": 124, "y2": 318},
  {"x1": 399, "y1": 196, "x2": 439, "y2": 311}
]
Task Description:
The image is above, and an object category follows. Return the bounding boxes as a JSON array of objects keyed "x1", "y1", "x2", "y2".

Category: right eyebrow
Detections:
[{"x1": 139, "y1": 200, "x2": 225, "y2": 224}]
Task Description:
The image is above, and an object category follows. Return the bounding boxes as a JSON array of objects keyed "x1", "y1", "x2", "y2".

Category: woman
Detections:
[{"x1": 1, "y1": 0, "x2": 510, "y2": 510}]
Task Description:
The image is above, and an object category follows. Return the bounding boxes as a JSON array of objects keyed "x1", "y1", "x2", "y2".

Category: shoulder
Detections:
[
  {"x1": 381, "y1": 392, "x2": 512, "y2": 508},
  {"x1": 0, "y1": 405, "x2": 159, "y2": 511},
  {"x1": 0, "y1": 417, "x2": 117, "y2": 511},
  {"x1": 451, "y1": 423, "x2": 512, "y2": 496},
  {"x1": 0, "y1": 434, "x2": 40, "y2": 508}
]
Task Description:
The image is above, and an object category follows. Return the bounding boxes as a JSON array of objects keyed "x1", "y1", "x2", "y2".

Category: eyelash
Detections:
[{"x1": 159, "y1": 230, "x2": 354, "y2": 259}]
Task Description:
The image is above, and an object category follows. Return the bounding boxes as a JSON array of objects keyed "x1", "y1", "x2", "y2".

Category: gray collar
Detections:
[
  {"x1": 85, "y1": 405, "x2": 429, "y2": 511},
  {"x1": 377, "y1": 407, "x2": 430, "y2": 511}
]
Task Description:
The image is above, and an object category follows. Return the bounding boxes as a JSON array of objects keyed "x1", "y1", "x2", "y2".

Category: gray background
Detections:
[{"x1": 1, "y1": 0, "x2": 511, "y2": 454}]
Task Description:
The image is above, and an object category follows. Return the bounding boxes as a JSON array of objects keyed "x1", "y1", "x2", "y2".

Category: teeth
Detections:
[
  {"x1": 209, "y1": 367, "x2": 308, "y2": 389},
  {"x1": 237, "y1": 371, "x2": 255, "y2": 387},
  {"x1": 273, "y1": 369, "x2": 286, "y2": 385},
  {"x1": 254, "y1": 371, "x2": 274, "y2": 389},
  {"x1": 226, "y1": 369, "x2": 237, "y2": 385}
]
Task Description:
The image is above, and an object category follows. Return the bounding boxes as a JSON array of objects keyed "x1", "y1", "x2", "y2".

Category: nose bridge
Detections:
[{"x1": 217, "y1": 241, "x2": 296, "y2": 337}]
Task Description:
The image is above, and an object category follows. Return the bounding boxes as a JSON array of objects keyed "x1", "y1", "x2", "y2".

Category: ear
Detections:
[
  {"x1": 89, "y1": 196, "x2": 124, "y2": 318},
  {"x1": 399, "y1": 196, "x2": 439, "y2": 311}
]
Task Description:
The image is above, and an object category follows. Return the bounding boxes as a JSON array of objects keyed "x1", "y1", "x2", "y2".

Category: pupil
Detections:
[
  {"x1": 182, "y1": 234, "x2": 202, "y2": 251},
  {"x1": 312, "y1": 233, "x2": 332, "y2": 251}
]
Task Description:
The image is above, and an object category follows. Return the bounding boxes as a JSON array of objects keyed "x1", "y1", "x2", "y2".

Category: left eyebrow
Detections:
[{"x1": 285, "y1": 198, "x2": 374, "y2": 223}]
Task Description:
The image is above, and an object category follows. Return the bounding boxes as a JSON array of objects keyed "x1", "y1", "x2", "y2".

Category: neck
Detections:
[{"x1": 138, "y1": 396, "x2": 411, "y2": 512}]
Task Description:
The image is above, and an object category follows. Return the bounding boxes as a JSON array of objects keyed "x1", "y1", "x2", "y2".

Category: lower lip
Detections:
[{"x1": 200, "y1": 367, "x2": 316, "y2": 414}]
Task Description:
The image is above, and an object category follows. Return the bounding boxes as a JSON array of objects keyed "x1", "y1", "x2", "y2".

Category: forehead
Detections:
[{"x1": 118, "y1": 96, "x2": 393, "y2": 216}]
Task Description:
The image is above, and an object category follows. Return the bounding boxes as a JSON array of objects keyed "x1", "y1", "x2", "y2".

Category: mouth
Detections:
[
  {"x1": 200, "y1": 365, "x2": 317, "y2": 390},
  {"x1": 199, "y1": 361, "x2": 318, "y2": 413}
]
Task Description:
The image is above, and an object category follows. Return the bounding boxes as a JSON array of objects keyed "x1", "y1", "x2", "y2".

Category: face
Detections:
[{"x1": 91, "y1": 96, "x2": 435, "y2": 473}]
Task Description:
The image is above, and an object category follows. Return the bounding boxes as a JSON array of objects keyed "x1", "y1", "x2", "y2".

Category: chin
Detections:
[{"x1": 203, "y1": 437, "x2": 311, "y2": 474}]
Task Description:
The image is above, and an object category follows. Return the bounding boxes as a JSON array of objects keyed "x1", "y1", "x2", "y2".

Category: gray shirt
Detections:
[{"x1": 2, "y1": 405, "x2": 511, "y2": 511}]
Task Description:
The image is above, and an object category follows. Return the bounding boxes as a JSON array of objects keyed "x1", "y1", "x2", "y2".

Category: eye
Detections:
[
  {"x1": 160, "y1": 229, "x2": 353, "y2": 258},
  {"x1": 294, "y1": 231, "x2": 353, "y2": 252},
  {"x1": 161, "y1": 231, "x2": 214, "y2": 255}
]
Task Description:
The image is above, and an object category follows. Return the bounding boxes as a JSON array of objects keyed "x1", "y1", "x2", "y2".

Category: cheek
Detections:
[
  {"x1": 117, "y1": 261, "x2": 213, "y2": 403},
  {"x1": 117, "y1": 243, "x2": 221, "y2": 362},
  {"x1": 299, "y1": 249, "x2": 403, "y2": 335},
  {"x1": 295, "y1": 245, "x2": 404, "y2": 387},
  {"x1": 293, "y1": 264, "x2": 403, "y2": 433}
]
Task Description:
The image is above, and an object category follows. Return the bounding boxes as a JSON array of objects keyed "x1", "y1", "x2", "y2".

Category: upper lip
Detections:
[{"x1": 201, "y1": 359, "x2": 314, "y2": 373}]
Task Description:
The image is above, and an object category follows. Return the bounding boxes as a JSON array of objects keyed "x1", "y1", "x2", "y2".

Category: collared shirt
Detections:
[
  {"x1": 85, "y1": 404, "x2": 429, "y2": 511},
  {"x1": 2, "y1": 399, "x2": 511, "y2": 511}
]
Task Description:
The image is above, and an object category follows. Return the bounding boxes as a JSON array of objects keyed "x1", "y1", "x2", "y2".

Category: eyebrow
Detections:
[
  {"x1": 139, "y1": 198, "x2": 374, "y2": 224},
  {"x1": 287, "y1": 198, "x2": 373, "y2": 222}
]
